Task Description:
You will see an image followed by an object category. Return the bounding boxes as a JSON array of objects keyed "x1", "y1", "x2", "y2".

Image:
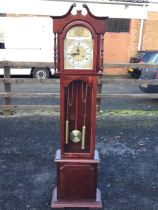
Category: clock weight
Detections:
[
  {"x1": 81, "y1": 81, "x2": 88, "y2": 150},
  {"x1": 65, "y1": 82, "x2": 74, "y2": 144}
]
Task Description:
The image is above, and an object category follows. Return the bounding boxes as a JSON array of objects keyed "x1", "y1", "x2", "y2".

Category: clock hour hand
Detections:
[
  {"x1": 69, "y1": 47, "x2": 80, "y2": 56},
  {"x1": 70, "y1": 52, "x2": 80, "y2": 56}
]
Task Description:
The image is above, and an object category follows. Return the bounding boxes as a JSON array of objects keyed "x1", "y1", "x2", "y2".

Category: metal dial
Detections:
[
  {"x1": 64, "y1": 39, "x2": 93, "y2": 69},
  {"x1": 65, "y1": 40, "x2": 93, "y2": 69}
]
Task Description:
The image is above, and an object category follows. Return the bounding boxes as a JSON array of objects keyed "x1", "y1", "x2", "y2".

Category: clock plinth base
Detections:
[
  {"x1": 51, "y1": 150, "x2": 102, "y2": 209},
  {"x1": 51, "y1": 187, "x2": 102, "y2": 209}
]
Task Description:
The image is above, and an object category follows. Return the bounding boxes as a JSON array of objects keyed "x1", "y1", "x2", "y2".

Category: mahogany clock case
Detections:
[{"x1": 51, "y1": 4, "x2": 107, "y2": 209}]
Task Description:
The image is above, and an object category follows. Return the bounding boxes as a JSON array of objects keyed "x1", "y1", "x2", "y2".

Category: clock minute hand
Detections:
[{"x1": 76, "y1": 47, "x2": 80, "y2": 54}]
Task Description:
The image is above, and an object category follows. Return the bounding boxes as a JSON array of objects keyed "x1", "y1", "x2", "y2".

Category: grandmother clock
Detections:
[{"x1": 51, "y1": 4, "x2": 107, "y2": 208}]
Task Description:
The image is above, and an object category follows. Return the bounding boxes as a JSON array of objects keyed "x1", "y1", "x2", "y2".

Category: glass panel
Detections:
[
  {"x1": 106, "y1": 18, "x2": 130, "y2": 33},
  {"x1": 64, "y1": 26, "x2": 93, "y2": 69}
]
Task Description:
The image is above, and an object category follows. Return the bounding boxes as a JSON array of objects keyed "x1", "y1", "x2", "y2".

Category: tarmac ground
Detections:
[{"x1": 0, "y1": 113, "x2": 158, "y2": 210}]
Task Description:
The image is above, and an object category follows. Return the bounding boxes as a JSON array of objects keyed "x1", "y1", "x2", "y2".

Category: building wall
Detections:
[
  {"x1": 142, "y1": 12, "x2": 158, "y2": 50},
  {"x1": 103, "y1": 12, "x2": 158, "y2": 75},
  {"x1": 104, "y1": 32, "x2": 130, "y2": 74},
  {"x1": 103, "y1": 19, "x2": 140, "y2": 75}
]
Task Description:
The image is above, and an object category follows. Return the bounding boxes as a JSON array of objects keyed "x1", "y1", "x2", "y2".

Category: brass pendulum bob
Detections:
[{"x1": 70, "y1": 129, "x2": 82, "y2": 143}]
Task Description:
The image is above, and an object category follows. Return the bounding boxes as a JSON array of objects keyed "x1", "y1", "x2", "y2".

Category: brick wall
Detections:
[
  {"x1": 103, "y1": 19, "x2": 140, "y2": 75},
  {"x1": 103, "y1": 12, "x2": 158, "y2": 75},
  {"x1": 104, "y1": 32, "x2": 130, "y2": 74},
  {"x1": 142, "y1": 12, "x2": 158, "y2": 50}
]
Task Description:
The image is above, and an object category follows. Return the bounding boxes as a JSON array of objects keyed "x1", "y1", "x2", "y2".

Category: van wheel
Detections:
[{"x1": 33, "y1": 68, "x2": 50, "y2": 80}]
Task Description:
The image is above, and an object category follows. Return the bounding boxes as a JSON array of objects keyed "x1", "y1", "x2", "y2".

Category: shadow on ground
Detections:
[{"x1": 0, "y1": 114, "x2": 158, "y2": 210}]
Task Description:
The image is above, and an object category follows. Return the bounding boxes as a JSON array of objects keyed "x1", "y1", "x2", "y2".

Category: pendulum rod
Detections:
[
  {"x1": 81, "y1": 81, "x2": 88, "y2": 150},
  {"x1": 75, "y1": 81, "x2": 79, "y2": 131}
]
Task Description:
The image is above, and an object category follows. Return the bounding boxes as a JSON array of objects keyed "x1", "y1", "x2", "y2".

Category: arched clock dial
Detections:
[{"x1": 64, "y1": 26, "x2": 93, "y2": 69}]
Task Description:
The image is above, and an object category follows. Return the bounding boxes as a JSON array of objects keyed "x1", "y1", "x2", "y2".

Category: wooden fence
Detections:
[{"x1": 0, "y1": 61, "x2": 158, "y2": 115}]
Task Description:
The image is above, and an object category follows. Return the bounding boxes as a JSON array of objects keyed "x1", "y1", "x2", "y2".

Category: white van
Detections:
[
  {"x1": 0, "y1": 16, "x2": 54, "y2": 79},
  {"x1": 0, "y1": 48, "x2": 54, "y2": 79}
]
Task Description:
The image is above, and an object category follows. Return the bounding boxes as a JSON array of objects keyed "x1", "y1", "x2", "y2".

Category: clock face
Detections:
[
  {"x1": 65, "y1": 40, "x2": 93, "y2": 69},
  {"x1": 64, "y1": 26, "x2": 93, "y2": 69}
]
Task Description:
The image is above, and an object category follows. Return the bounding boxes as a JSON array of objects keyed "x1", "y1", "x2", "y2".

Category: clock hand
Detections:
[
  {"x1": 69, "y1": 52, "x2": 80, "y2": 56},
  {"x1": 76, "y1": 46, "x2": 80, "y2": 54},
  {"x1": 69, "y1": 46, "x2": 80, "y2": 56}
]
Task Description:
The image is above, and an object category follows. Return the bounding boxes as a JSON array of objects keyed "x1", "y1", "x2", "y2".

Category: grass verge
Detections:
[
  {"x1": 1, "y1": 109, "x2": 158, "y2": 117},
  {"x1": 99, "y1": 109, "x2": 158, "y2": 116}
]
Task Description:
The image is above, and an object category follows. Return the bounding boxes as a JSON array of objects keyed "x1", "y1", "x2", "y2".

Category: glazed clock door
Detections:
[
  {"x1": 64, "y1": 26, "x2": 94, "y2": 70},
  {"x1": 60, "y1": 76, "x2": 97, "y2": 158}
]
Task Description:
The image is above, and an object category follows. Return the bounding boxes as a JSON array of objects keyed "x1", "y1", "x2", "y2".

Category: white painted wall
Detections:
[{"x1": 0, "y1": 0, "x2": 148, "y2": 19}]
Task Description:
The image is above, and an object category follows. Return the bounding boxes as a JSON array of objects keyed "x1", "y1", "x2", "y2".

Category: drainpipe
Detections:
[
  {"x1": 138, "y1": 4, "x2": 146, "y2": 51},
  {"x1": 138, "y1": 18, "x2": 144, "y2": 51},
  {"x1": 0, "y1": 27, "x2": 5, "y2": 49}
]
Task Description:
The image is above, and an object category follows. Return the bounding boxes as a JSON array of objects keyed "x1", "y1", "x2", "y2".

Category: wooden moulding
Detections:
[
  {"x1": 54, "y1": 149, "x2": 100, "y2": 163},
  {"x1": 51, "y1": 187, "x2": 102, "y2": 209}
]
